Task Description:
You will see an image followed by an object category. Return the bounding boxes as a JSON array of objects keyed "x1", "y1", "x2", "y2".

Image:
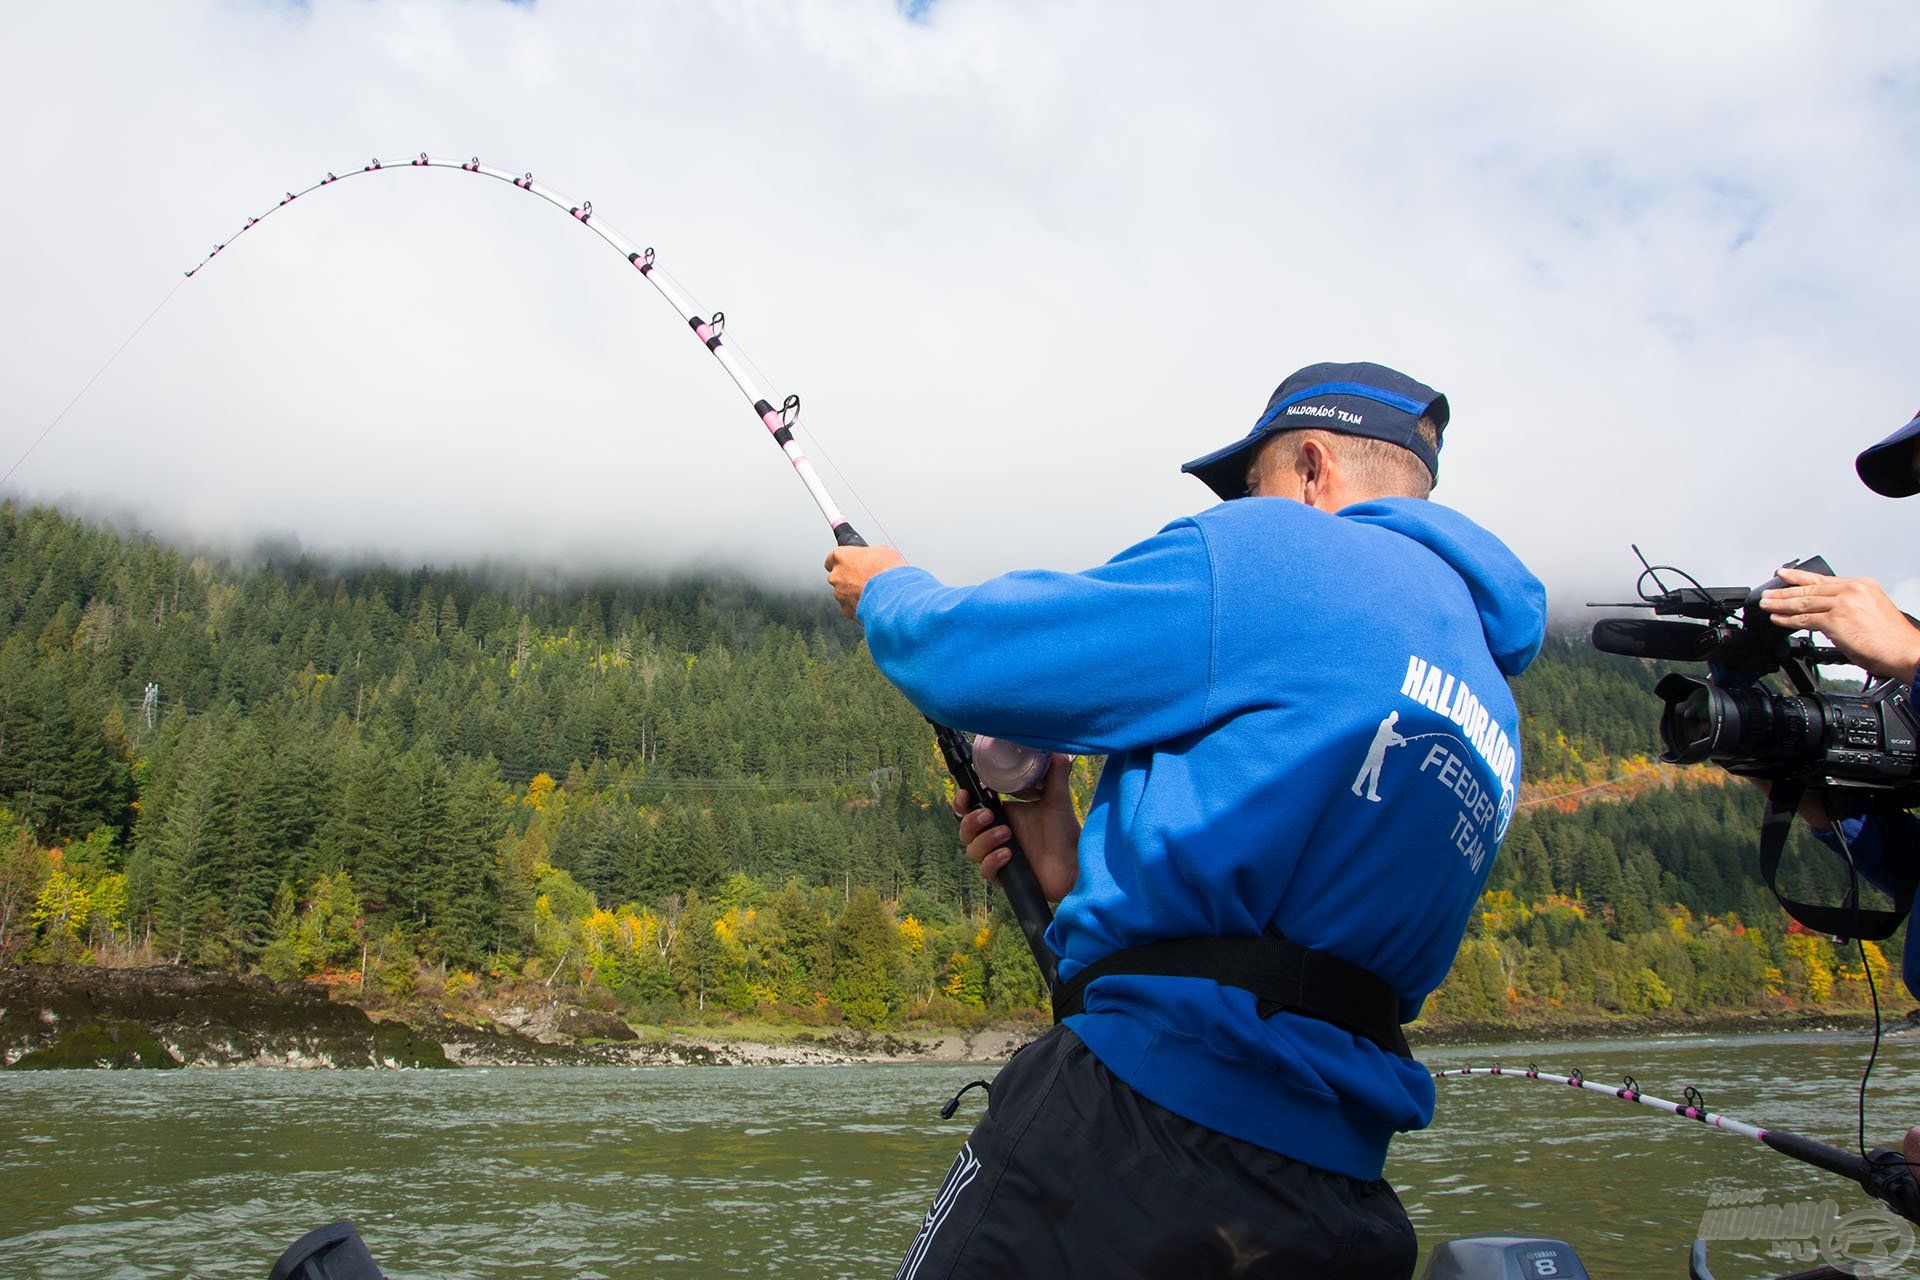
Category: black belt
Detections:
[{"x1": 1050, "y1": 931, "x2": 1411, "y2": 1058}]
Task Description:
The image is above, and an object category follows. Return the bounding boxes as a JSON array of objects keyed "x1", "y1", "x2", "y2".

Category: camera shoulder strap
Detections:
[{"x1": 1760, "y1": 782, "x2": 1913, "y2": 941}]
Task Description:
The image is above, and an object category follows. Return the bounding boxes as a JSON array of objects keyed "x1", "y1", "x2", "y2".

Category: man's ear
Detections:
[{"x1": 1297, "y1": 436, "x2": 1330, "y2": 499}]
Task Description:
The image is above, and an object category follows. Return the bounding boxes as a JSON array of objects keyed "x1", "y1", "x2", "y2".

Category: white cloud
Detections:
[{"x1": 4, "y1": 0, "x2": 1920, "y2": 604}]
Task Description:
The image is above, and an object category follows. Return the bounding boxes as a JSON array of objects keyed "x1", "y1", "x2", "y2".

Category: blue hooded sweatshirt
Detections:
[{"x1": 857, "y1": 496, "x2": 1548, "y2": 1182}]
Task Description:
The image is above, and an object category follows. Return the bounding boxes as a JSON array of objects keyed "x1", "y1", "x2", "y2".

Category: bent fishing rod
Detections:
[
  {"x1": 40, "y1": 152, "x2": 1061, "y2": 992},
  {"x1": 1435, "y1": 1063, "x2": 1920, "y2": 1225}
]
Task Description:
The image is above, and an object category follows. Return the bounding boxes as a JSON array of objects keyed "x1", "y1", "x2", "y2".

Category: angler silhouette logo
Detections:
[{"x1": 1351, "y1": 710, "x2": 1409, "y2": 803}]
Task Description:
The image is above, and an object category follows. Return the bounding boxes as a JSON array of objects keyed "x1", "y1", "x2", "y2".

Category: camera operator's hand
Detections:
[
  {"x1": 951, "y1": 753, "x2": 1080, "y2": 901},
  {"x1": 1759, "y1": 567, "x2": 1920, "y2": 683}
]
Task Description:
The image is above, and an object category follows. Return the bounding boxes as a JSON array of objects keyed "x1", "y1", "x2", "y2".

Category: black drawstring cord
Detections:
[{"x1": 939, "y1": 1079, "x2": 991, "y2": 1120}]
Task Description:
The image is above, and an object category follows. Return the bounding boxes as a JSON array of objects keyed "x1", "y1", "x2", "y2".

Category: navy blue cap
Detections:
[
  {"x1": 1857, "y1": 410, "x2": 1920, "y2": 497},
  {"x1": 1181, "y1": 361, "x2": 1449, "y2": 501}
]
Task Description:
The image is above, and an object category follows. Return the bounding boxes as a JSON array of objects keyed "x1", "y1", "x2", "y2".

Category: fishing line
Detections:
[
  {"x1": 1, "y1": 276, "x2": 188, "y2": 490},
  {"x1": 798, "y1": 421, "x2": 903, "y2": 555},
  {"x1": 719, "y1": 328, "x2": 901, "y2": 550}
]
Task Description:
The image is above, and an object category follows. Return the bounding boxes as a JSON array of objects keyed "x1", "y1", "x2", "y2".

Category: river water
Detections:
[{"x1": 2, "y1": 1030, "x2": 1915, "y2": 1279}]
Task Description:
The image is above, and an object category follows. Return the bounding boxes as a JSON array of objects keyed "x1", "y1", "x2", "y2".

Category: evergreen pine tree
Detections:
[
  {"x1": 827, "y1": 887, "x2": 899, "y2": 1028},
  {"x1": 671, "y1": 890, "x2": 723, "y2": 1013}
]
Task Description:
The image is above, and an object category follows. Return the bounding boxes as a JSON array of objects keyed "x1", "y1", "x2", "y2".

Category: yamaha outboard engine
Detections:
[{"x1": 1422, "y1": 1234, "x2": 1592, "y2": 1280}]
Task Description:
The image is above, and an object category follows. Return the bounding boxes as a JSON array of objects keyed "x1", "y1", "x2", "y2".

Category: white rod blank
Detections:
[{"x1": 185, "y1": 154, "x2": 854, "y2": 534}]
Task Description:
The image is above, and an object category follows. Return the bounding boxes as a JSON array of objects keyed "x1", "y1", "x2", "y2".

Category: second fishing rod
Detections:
[{"x1": 1436, "y1": 1063, "x2": 1920, "y2": 1226}]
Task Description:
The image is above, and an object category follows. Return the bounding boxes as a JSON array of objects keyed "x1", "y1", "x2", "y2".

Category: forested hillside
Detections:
[{"x1": 0, "y1": 503, "x2": 1903, "y2": 1029}]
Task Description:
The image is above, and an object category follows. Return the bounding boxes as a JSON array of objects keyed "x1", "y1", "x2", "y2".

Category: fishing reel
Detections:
[{"x1": 968, "y1": 734, "x2": 1050, "y2": 797}]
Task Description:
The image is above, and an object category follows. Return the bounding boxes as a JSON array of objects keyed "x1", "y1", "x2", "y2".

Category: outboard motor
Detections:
[
  {"x1": 1421, "y1": 1234, "x2": 1592, "y2": 1280},
  {"x1": 268, "y1": 1223, "x2": 386, "y2": 1280}
]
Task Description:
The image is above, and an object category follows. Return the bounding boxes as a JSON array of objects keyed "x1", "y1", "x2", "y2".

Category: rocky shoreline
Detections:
[
  {"x1": 1405, "y1": 1004, "x2": 1911, "y2": 1048},
  {"x1": 2, "y1": 964, "x2": 1906, "y2": 1072},
  {"x1": 0, "y1": 965, "x2": 452, "y2": 1069},
  {"x1": 0, "y1": 965, "x2": 1034, "y2": 1070}
]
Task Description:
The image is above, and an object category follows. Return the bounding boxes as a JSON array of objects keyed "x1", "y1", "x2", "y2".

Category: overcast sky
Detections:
[{"x1": 4, "y1": 1, "x2": 1919, "y2": 616}]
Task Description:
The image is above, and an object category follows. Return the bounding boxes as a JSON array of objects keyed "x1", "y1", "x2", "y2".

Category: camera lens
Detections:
[
  {"x1": 1674, "y1": 686, "x2": 1715, "y2": 754},
  {"x1": 1656, "y1": 675, "x2": 1721, "y2": 762},
  {"x1": 1655, "y1": 674, "x2": 1825, "y2": 768}
]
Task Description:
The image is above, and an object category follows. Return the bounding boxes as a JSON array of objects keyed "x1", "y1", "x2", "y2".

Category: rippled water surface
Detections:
[{"x1": 2, "y1": 1029, "x2": 1914, "y2": 1278}]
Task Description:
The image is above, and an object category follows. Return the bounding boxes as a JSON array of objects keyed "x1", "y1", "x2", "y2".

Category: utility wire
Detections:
[{"x1": 1518, "y1": 773, "x2": 1636, "y2": 809}]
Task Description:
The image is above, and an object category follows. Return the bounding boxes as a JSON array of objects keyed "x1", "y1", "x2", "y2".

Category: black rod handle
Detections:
[
  {"x1": 832, "y1": 521, "x2": 1061, "y2": 996},
  {"x1": 1761, "y1": 1127, "x2": 1872, "y2": 1184},
  {"x1": 1763, "y1": 1129, "x2": 1920, "y2": 1224}
]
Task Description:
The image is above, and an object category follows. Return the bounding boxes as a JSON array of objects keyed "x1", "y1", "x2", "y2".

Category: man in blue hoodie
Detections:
[{"x1": 826, "y1": 362, "x2": 1547, "y2": 1280}]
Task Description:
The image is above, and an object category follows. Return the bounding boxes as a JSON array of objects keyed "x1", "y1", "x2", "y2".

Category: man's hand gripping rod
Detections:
[{"x1": 832, "y1": 524, "x2": 1060, "y2": 996}]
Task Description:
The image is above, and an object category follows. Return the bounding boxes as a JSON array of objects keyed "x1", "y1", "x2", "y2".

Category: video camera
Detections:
[
  {"x1": 1591, "y1": 551, "x2": 1919, "y2": 942},
  {"x1": 1592, "y1": 554, "x2": 1920, "y2": 804}
]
